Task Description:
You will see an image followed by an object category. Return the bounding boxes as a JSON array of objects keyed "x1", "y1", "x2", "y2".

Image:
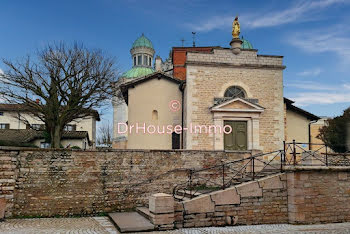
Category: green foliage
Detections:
[
  {"x1": 43, "y1": 131, "x2": 51, "y2": 143},
  {"x1": 318, "y1": 107, "x2": 350, "y2": 153}
]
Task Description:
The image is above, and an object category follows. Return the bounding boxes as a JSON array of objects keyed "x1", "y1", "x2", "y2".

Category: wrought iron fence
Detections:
[{"x1": 173, "y1": 141, "x2": 350, "y2": 200}]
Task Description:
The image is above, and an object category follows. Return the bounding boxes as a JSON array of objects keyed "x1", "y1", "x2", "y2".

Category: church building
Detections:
[{"x1": 113, "y1": 19, "x2": 319, "y2": 152}]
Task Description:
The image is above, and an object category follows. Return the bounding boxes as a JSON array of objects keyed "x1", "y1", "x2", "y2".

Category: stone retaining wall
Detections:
[
  {"x1": 167, "y1": 168, "x2": 350, "y2": 228},
  {"x1": 174, "y1": 173, "x2": 288, "y2": 228},
  {"x1": 0, "y1": 148, "x2": 251, "y2": 218},
  {"x1": 287, "y1": 167, "x2": 350, "y2": 224}
]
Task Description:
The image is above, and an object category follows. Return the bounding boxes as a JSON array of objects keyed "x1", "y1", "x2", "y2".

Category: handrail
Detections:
[{"x1": 173, "y1": 141, "x2": 350, "y2": 200}]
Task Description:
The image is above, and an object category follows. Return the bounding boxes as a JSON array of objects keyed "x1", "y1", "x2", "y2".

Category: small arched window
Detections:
[
  {"x1": 152, "y1": 110, "x2": 158, "y2": 120},
  {"x1": 224, "y1": 86, "x2": 246, "y2": 98}
]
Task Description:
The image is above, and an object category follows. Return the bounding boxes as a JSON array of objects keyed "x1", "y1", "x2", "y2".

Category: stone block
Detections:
[
  {"x1": 236, "y1": 181, "x2": 262, "y2": 198},
  {"x1": 210, "y1": 187, "x2": 240, "y2": 205},
  {"x1": 183, "y1": 195, "x2": 215, "y2": 214},
  {"x1": 149, "y1": 193, "x2": 174, "y2": 214},
  {"x1": 338, "y1": 172, "x2": 348, "y2": 181},
  {"x1": 0, "y1": 198, "x2": 5, "y2": 220},
  {"x1": 150, "y1": 212, "x2": 174, "y2": 225},
  {"x1": 258, "y1": 175, "x2": 284, "y2": 190}
]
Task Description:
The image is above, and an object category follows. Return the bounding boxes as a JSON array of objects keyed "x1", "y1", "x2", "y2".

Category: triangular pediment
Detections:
[{"x1": 211, "y1": 98, "x2": 264, "y2": 113}]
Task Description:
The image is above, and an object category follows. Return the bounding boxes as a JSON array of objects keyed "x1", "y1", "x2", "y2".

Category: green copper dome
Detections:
[
  {"x1": 132, "y1": 34, "x2": 154, "y2": 49},
  {"x1": 121, "y1": 67, "x2": 155, "y2": 79},
  {"x1": 241, "y1": 38, "x2": 253, "y2": 49}
]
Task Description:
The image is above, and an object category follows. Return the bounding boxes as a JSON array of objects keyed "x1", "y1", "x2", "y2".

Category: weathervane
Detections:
[{"x1": 192, "y1": 32, "x2": 196, "y2": 47}]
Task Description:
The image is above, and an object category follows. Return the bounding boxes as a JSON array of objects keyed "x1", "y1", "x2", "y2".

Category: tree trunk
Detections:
[{"x1": 50, "y1": 125, "x2": 62, "y2": 148}]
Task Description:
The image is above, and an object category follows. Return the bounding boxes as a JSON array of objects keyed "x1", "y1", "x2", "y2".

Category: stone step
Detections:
[
  {"x1": 108, "y1": 212, "x2": 154, "y2": 233},
  {"x1": 136, "y1": 207, "x2": 151, "y2": 221}
]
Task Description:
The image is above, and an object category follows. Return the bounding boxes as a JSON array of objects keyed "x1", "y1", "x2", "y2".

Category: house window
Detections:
[
  {"x1": 149, "y1": 57, "x2": 152, "y2": 66},
  {"x1": 40, "y1": 142, "x2": 51, "y2": 148},
  {"x1": 32, "y1": 124, "x2": 45, "y2": 130},
  {"x1": 64, "y1": 124, "x2": 76, "y2": 131},
  {"x1": 224, "y1": 86, "x2": 246, "y2": 98},
  {"x1": 0, "y1": 112, "x2": 3, "y2": 116},
  {"x1": 137, "y1": 55, "x2": 142, "y2": 65},
  {"x1": 133, "y1": 56, "x2": 136, "y2": 66},
  {"x1": 0, "y1": 123, "x2": 9, "y2": 129}
]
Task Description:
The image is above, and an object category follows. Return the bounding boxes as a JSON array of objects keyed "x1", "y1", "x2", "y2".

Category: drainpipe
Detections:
[
  {"x1": 308, "y1": 120, "x2": 318, "y2": 150},
  {"x1": 180, "y1": 82, "x2": 185, "y2": 149}
]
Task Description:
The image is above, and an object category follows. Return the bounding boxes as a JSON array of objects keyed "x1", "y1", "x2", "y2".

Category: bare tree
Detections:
[
  {"x1": 97, "y1": 121, "x2": 113, "y2": 147},
  {"x1": 0, "y1": 43, "x2": 117, "y2": 148}
]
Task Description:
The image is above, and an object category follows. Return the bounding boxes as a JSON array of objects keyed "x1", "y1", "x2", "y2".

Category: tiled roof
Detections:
[
  {"x1": 0, "y1": 129, "x2": 89, "y2": 143},
  {"x1": 284, "y1": 98, "x2": 320, "y2": 121},
  {"x1": 0, "y1": 103, "x2": 100, "y2": 121}
]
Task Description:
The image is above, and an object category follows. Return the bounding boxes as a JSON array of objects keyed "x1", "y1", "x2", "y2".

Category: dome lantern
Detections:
[{"x1": 121, "y1": 34, "x2": 155, "y2": 79}]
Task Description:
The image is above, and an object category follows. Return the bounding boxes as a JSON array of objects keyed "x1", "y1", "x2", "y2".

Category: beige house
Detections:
[
  {"x1": 113, "y1": 29, "x2": 320, "y2": 152},
  {"x1": 284, "y1": 98, "x2": 320, "y2": 150},
  {"x1": 0, "y1": 104, "x2": 99, "y2": 148}
]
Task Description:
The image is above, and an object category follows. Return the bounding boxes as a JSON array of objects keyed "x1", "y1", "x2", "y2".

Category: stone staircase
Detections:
[{"x1": 108, "y1": 168, "x2": 284, "y2": 232}]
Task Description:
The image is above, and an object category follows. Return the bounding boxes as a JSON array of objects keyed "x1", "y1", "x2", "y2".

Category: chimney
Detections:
[{"x1": 155, "y1": 56, "x2": 162, "y2": 72}]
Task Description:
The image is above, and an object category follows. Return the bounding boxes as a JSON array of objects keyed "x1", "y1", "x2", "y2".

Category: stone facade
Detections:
[
  {"x1": 0, "y1": 148, "x2": 249, "y2": 218},
  {"x1": 185, "y1": 48, "x2": 285, "y2": 152}
]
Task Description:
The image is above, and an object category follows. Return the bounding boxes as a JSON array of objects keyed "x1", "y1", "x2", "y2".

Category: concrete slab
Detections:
[{"x1": 108, "y1": 212, "x2": 154, "y2": 232}]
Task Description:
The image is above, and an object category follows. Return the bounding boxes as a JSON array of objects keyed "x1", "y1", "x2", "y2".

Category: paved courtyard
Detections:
[{"x1": 1, "y1": 217, "x2": 350, "y2": 234}]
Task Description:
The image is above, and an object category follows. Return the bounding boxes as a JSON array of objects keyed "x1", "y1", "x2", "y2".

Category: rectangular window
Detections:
[
  {"x1": 0, "y1": 123, "x2": 9, "y2": 129},
  {"x1": 64, "y1": 124, "x2": 76, "y2": 131},
  {"x1": 0, "y1": 112, "x2": 3, "y2": 116},
  {"x1": 149, "y1": 57, "x2": 151, "y2": 66},
  {"x1": 133, "y1": 56, "x2": 136, "y2": 66},
  {"x1": 137, "y1": 55, "x2": 142, "y2": 65},
  {"x1": 143, "y1": 55, "x2": 148, "y2": 66},
  {"x1": 32, "y1": 124, "x2": 45, "y2": 130},
  {"x1": 40, "y1": 142, "x2": 51, "y2": 148}
]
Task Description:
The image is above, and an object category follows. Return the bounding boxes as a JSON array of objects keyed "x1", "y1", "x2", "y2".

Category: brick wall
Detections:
[
  {"x1": 172, "y1": 47, "x2": 214, "y2": 80},
  {"x1": 287, "y1": 168, "x2": 350, "y2": 224},
  {"x1": 0, "y1": 148, "x2": 249, "y2": 218}
]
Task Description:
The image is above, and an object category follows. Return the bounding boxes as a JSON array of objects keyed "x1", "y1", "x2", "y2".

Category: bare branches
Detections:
[
  {"x1": 0, "y1": 42, "x2": 117, "y2": 148},
  {"x1": 97, "y1": 121, "x2": 113, "y2": 147}
]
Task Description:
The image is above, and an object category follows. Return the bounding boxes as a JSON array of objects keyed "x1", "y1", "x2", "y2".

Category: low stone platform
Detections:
[{"x1": 108, "y1": 212, "x2": 154, "y2": 232}]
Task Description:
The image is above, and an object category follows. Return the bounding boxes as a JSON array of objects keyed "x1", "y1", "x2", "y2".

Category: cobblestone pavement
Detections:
[
  {"x1": 0, "y1": 217, "x2": 118, "y2": 234},
  {"x1": 1, "y1": 218, "x2": 350, "y2": 234}
]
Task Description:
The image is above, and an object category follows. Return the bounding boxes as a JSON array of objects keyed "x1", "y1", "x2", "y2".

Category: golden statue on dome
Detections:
[{"x1": 232, "y1": 16, "x2": 240, "y2": 39}]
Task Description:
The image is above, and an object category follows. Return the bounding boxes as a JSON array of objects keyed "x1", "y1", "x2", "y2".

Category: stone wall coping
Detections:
[
  {"x1": 0, "y1": 146, "x2": 255, "y2": 154},
  {"x1": 186, "y1": 61, "x2": 286, "y2": 70},
  {"x1": 284, "y1": 166, "x2": 350, "y2": 172}
]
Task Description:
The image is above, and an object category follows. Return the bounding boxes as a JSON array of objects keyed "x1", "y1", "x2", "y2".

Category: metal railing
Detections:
[{"x1": 173, "y1": 141, "x2": 350, "y2": 200}]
